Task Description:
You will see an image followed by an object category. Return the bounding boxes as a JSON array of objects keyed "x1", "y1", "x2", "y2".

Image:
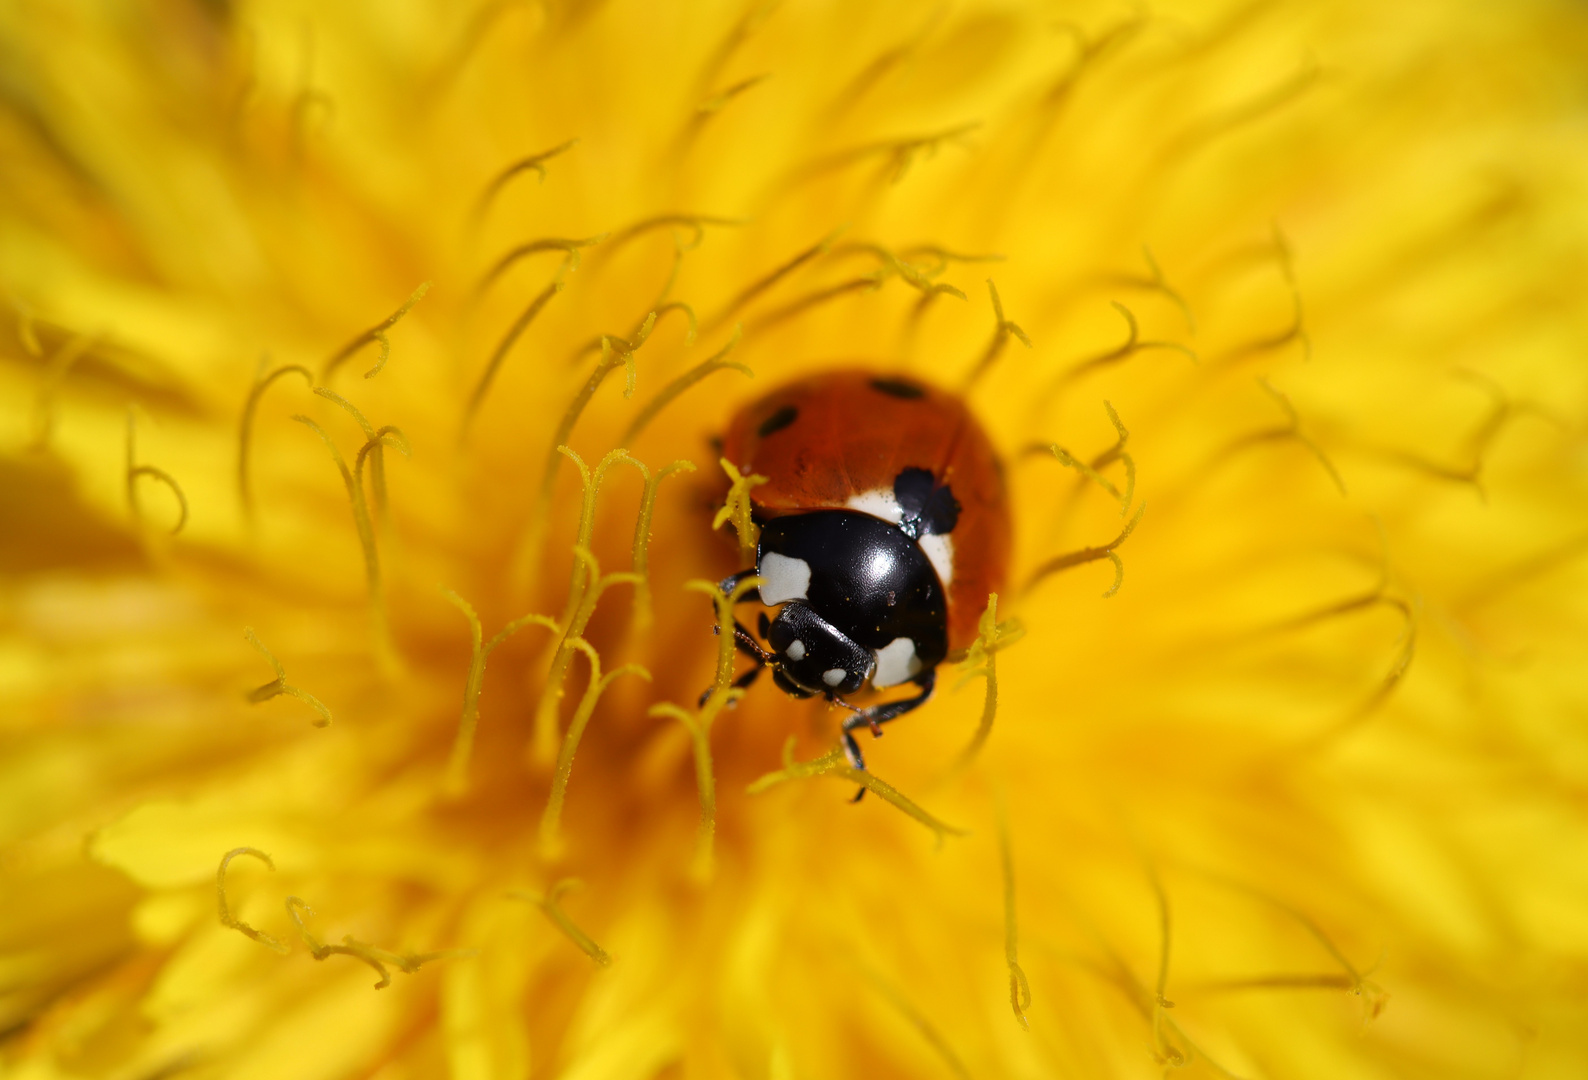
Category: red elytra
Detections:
[{"x1": 720, "y1": 369, "x2": 1011, "y2": 654}]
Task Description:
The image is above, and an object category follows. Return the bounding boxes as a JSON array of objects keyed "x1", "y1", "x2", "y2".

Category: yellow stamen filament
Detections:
[
  {"x1": 216, "y1": 847, "x2": 289, "y2": 953},
  {"x1": 1041, "y1": 943, "x2": 1210, "y2": 1074},
  {"x1": 285, "y1": 896, "x2": 468, "y2": 989},
  {"x1": 834, "y1": 242, "x2": 969, "y2": 301},
  {"x1": 1047, "y1": 301, "x2": 1197, "y2": 406},
  {"x1": 697, "y1": 72, "x2": 769, "y2": 115},
  {"x1": 860, "y1": 964, "x2": 973, "y2": 1080},
  {"x1": 619, "y1": 327, "x2": 750, "y2": 448},
  {"x1": 540, "y1": 638, "x2": 651, "y2": 860},
  {"x1": 707, "y1": 229, "x2": 845, "y2": 331},
  {"x1": 1142, "y1": 857, "x2": 1176, "y2": 1063},
  {"x1": 1171, "y1": 61, "x2": 1319, "y2": 160},
  {"x1": 1050, "y1": 400, "x2": 1137, "y2": 516},
  {"x1": 424, "y1": 0, "x2": 526, "y2": 96},
  {"x1": 897, "y1": 244, "x2": 1006, "y2": 275},
  {"x1": 509, "y1": 880, "x2": 612, "y2": 966},
  {"x1": 653, "y1": 237, "x2": 690, "y2": 312},
  {"x1": 1025, "y1": 501, "x2": 1147, "y2": 598},
  {"x1": 628, "y1": 458, "x2": 698, "y2": 628},
  {"x1": 466, "y1": 235, "x2": 605, "y2": 426},
  {"x1": 1380, "y1": 371, "x2": 1540, "y2": 497},
  {"x1": 1186, "y1": 973, "x2": 1390, "y2": 1020},
  {"x1": 13, "y1": 296, "x2": 42, "y2": 356},
  {"x1": 291, "y1": 414, "x2": 409, "y2": 662},
  {"x1": 572, "y1": 302, "x2": 699, "y2": 366},
  {"x1": 529, "y1": 445, "x2": 645, "y2": 761},
  {"x1": 243, "y1": 627, "x2": 332, "y2": 728},
  {"x1": 599, "y1": 213, "x2": 746, "y2": 261},
  {"x1": 30, "y1": 330, "x2": 93, "y2": 450},
  {"x1": 1038, "y1": 18, "x2": 1143, "y2": 117},
  {"x1": 533, "y1": 547, "x2": 641, "y2": 766},
  {"x1": 439, "y1": 590, "x2": 557, "y2": 794},
  {"x1": 238, "y1": 361, "x2": 314, "y2": 526},
  {"x1": 1191, "y1": 869, "x2": 1390, "y2": 1020},
  {"x1": 516, "y1": 326, "x2": 655, "y2": 578},
  {"x1": 1139, "y1": 246, "x2": 1196, "y2": 334},
  {"x1": 1219, "y1": 226, "x2": 1311, "y2": 365},
  {"x1": 962, "y1": 279, "x2": 1032, "y2": 388},
  {"x1": 795, "y1": 122, "x2": 980, "y2": 187},
  {"x1": 1285, "y1": 589, "x2": 1418, "y2": 743},
  {"x1": 557, "y1": 446, "x2": 646, "y2": 626},
  {"x1": 475, "y1": 234, "x2": 605, "y2": 300},
  {"x1": 879, "y1": 245, "x2": 1003, "y2": 337},
  {"x1": 648, "y1": 301, "x2": 699, "y2": 345},
  {"x1": 321, "y1": 281, "x2": 430, "y2": 382},
  {"x1": 821, "y1": 7, "x2": 945, "y2": 118},
  {"x1": 646, "y1": 574, "x2": 761, "y2": 879},
  {"x1": 125, "y1": 407, "x2": 189, "y2": 536},
  {"x1": 711, "y1": 455, "x2": 766, "y2": 566},
  {"x1": 996, "y1": 801, "x2": 1032, "y2": 1030},
  {"x1": 948, "y1": 594, "x2": 1025, "y2": 772},
  {"x1": 748, "y1": 738, "x2": 967, "y2": 849},
  {"x1": 675, "y1": 72, "x2": 771, "y2": 157},
  {"x1": 473, "y1": 138, "x2": 580, "y2": 225},
  {"x1": 314, "y1": 386, "x2": 396, "y2": 530},
  {"x1": 1213, "y1": 378, "x2": 1346, "y2": 496},
  {"x1": 695, "y1": 0, "x2": 777, "y2": 97},
  {"x1": 747, "y1": 276, "x2": 886, "y2": 335}
]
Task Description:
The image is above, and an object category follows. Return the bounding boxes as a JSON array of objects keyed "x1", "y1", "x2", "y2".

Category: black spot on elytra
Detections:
[
  {"x1": 894, "y1": 466, "x2": 960, "y2": 538},
  {"x1": 869, "y1": 377, "x2": 926, "y2": 400},
  {"x1": 758, "y1": 405, "x2": 798, "y2": 437}
]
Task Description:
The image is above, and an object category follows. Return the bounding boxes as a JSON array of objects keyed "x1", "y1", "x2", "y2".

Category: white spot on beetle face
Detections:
[
  {"x1": 846, "y1": 488, "x2": 903, "y2": 525},
  {"x1": 822, "y1": 668, "x2": 847, "y2": 687},
  {"x1": 786, "y1": 639, "x2": 806, "y2": 661},
  {"x1": 872, "y1": 637, "x2": 922, "y2": 689},
  {"x1": 919, "y1": 534, "x2": 954, "y2": 586},
  {"x1": 758, "y1": 552, "x2": 811, "y2": 605}
]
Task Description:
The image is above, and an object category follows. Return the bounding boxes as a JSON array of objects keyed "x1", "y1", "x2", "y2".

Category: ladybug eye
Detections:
[
  {"x1": 786, "y1": 640, "x2": 806, "y2": 660},
  {"x1": 821, "y1": 668, "x2": 846, "y2": 687}
]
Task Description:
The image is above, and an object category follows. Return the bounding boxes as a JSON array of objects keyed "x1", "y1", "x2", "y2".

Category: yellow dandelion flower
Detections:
[{"x1": 3, "y1": 2, "x2": 1586, "y2": 1078}]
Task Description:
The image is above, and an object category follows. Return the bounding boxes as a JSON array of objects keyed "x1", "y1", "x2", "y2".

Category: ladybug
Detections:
[{"x1": 714, "y1": 369, "x2": 1011, "y2": 772}]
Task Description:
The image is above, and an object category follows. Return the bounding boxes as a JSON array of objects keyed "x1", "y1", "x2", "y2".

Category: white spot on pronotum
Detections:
[
  {"x1": 786, "y1": 639, "x2": 806, "y2": 661},
  {"x1": 871, "y1": 637, "x2": 922, "y2": 689},
  {"x1": 758, "y1": 552, "x2": 811, "y2": 604},
  {"x1": 822, "y1": 668, "x2": 846, "y2": 687},
  {"x1": 846, "y1": 488, "x2": 903, "y2": 525},
  {"x1": 919, "y1": 534, "x2": 954, "y2": 586}
]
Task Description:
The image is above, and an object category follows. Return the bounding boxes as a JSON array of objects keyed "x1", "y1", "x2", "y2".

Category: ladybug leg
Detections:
[
  {"x1": 838, "y1": 728, "x2": 873, "y2": 803},
  {"x1": 716, "y1": 569, "x2": 762, "y2": 605},
  {"x1": 832, "y1": 671, "x2": 937, "y2": 802},
  {"x1": 839, "y1": 669, "x2": 937, "y2": 747},
  {"x1": 835, "y1": 707, "x2": 870, "y2": 801}
]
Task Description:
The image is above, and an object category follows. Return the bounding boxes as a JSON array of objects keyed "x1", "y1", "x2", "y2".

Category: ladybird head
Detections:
[{"x1": 764, "y1": 601, "x2": 872, "y2": 697}]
